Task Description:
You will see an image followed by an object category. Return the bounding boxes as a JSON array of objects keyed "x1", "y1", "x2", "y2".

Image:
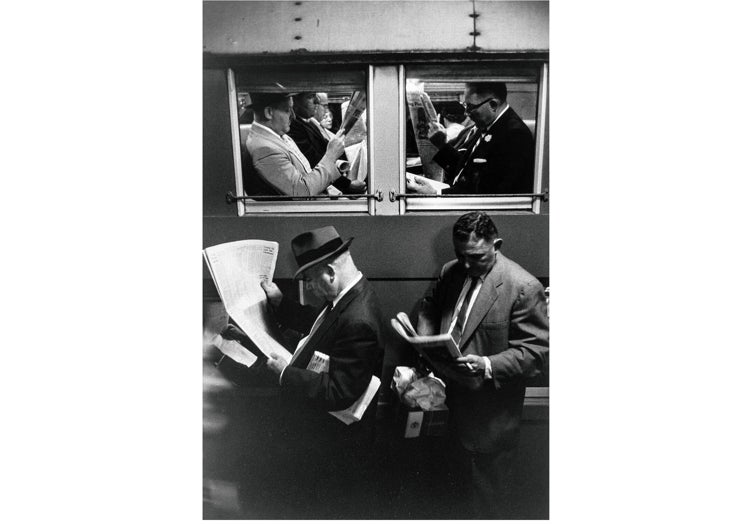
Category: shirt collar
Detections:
[
  {"x1": 332, "y1": 271, "x2": 363, "y2": 309},
  {"x1": 251, "y1": 121, "x2": 282, "y2": 138}
]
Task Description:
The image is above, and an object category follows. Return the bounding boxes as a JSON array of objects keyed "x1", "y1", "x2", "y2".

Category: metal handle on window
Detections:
[
  {"x1": 226, "y1": 190, "x2": 383, "y2": 203},
  {"x1": 388, "y1": 189, "x2": 549, "y2": 202}
]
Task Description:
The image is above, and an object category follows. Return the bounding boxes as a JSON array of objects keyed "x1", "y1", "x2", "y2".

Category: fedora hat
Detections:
[
  {"x1": 292, "y1": 226, "x2": 353, "y2": 279},
  {"x1": 248, "y1": 82, "x2": 297, "y2": 110}
]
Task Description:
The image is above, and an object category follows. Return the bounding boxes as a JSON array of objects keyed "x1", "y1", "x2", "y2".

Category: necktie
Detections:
[
  {"x1": 289, "y1": 302, "x2": 332, "y2": 366},
  {"x1": 450, "y1": 277, "x2": 480, "y2": 346}
]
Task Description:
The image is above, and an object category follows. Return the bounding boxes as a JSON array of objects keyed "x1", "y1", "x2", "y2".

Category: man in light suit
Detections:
[
  {"x1": 407, "y1": 82, "x2": 535, "y2": 195},
  {"x1": 416, "y1": 211, "x2": 549, "y2": 518},
  {"x1": 245, "y1": 88, "x2": 347, "y2": 196},
  {"x1": 260, "y1": 226, "x2": 385, "y2": 517}
]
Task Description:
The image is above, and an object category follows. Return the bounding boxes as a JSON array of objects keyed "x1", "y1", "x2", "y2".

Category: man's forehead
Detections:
[{"x1": 455, "y1": 233, "x2": 495, "y2": 250}]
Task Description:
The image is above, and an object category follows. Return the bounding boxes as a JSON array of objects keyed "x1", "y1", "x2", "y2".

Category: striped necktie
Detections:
[{"x1": 450, "y1": 277, "x2": 480, "y2": 346}]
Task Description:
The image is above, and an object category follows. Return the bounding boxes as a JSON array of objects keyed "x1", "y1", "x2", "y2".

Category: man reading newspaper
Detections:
[{"x1": 223, "y1": 225, "x2": 384, "y2": 518}]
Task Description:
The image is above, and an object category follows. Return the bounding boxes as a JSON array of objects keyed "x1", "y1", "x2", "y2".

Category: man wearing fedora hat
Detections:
[
  {"x1": 258, "y1": 225, "x2": 384, "y2": 516},
  {"x1": 245, "y1": 85, "x2": 348, "y2": 197}
]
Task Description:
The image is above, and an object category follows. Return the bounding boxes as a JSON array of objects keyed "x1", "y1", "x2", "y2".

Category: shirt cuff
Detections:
[{"x1": 482, "y1": 356, "x2": 492, "y2": 380}]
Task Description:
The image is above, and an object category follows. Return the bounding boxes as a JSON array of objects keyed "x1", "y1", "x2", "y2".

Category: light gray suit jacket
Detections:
[
  {"x1": 417, "y1": 251, "x2": 549, "y2": 452},
  {"x1": 246, "y1": 124, "x2": 340, "y2": 196}
]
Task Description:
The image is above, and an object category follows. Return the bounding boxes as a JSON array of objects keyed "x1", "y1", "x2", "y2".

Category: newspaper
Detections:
[
  {"x1": 203, "y1": 240, "x2": 292, "y2": 362},
  {"x1": 306, "y1": 351, "x2": 381, "y2": 425},
  {"x1": 405, "y1": 79, "x2": 444, "y2": 182},
  {"x1": 340, "y1": 90, "x2": 367, "y2": 135}
]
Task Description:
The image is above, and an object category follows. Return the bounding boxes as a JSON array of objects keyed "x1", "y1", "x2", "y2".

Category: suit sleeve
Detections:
[
  {"x1": 432, "y1": 144, "x2": 462, "y2": 174},
  {"x1": 280, "y1": 319, "x2": 380, "y2": 411},
  {"x1": 251, "y1": 143, "x2": 340, "y2": 196},
  {"x1": 488, "y1": 279, "x2": 548, "y2": 385},
  {"x1": 416, "y1": 264, "x2": 450, "y2": 336}
]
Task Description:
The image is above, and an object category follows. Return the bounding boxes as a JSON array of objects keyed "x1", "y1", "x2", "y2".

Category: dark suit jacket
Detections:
[
  {"x1": 433, "y1": 107, "x2": 535, "y2": 195},
  {"x1": 274, "y1": 277, "x2": 384, "y2": 453},
  {"x1": 288, "y1": 116, "x2": 353, "y2": 192},
  {"x1": 417, "y1": 252, "x2": 548, "y2": 453}
]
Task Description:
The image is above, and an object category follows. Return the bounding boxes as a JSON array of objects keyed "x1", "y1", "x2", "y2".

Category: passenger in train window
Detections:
[
  {"x1": 245, "y1": 87, "x2": 348, "y2": 197},
  {"x1": 438, "y1": 101, "x2": 469, "y2": 142},
  {"x1": 248, "y1": 226, "x2": 383, "y2": 516},
  {"x1": 287, "y1": 92, "x2": 366, "y2": 195},
  {"x1": 313, "y1": 92, "x2": 333, "y2": 134},
  {"x1": 407, "y1": 82, "x2": 535, "y2": 195},
  {"x1": 415, "y1": 211, "x2": 548, "y2": 518}
]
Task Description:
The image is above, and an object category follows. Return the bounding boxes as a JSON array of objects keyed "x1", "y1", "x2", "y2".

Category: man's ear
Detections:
[
  {"x1": 493, "y1": 238, "x2": 503, "y2": 251},
  {"x1": 263, "y1": 106, "x2": 272, "y2": 120}
]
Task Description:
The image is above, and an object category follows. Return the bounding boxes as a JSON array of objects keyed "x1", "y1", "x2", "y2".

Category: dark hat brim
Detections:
[{"x1": 293, "y1": 237, "x2": 354, "y2": 279}]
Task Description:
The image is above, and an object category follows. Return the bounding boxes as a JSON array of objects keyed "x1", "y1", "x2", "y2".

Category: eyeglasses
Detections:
[{"x1": 461, "y1": 98, "x2": 495, "y2": 114}]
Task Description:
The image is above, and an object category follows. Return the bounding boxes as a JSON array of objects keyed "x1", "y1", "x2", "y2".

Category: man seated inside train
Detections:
[
  {"x1": 439, "y1": 101, "x2": 469, "y2": 142},
  {"x1": 407, "y1": 82, "x2": 535, "y2": 196},
  {"x1": 287, "y1": 92, "x2": 366, "y2": 195},
  {"x1": 245, "y1": 87, "x2": 348, "y2": 197},
  {"x1": 313, "y1": 92, "x2": 334, "y2": 133}
]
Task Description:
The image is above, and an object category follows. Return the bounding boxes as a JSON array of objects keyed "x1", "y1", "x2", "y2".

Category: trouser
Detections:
[{"x1": 452, "y1": 441, "x2": 518, "y2": 519}]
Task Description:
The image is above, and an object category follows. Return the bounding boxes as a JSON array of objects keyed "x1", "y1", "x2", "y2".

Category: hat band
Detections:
[{"x1": 296, "y1": 237, "x2": 344, "y2": 269}]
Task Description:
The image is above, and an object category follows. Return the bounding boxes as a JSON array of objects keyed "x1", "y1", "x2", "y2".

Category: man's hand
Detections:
[
  {"x1": 406, "y1": 174, "x2": 438, "y2": 194},
  {"x1": 266, "y1": 352, "x2": 288, "y2": 376},
  {"x1": 456, "y1": 354, "x2": 486, "y2": 372},
  {"x1": 260, "y1": 280, "x2": 283, "y2": 307},
  {"x1": 325, "y1": 130, "x2": 347, "y2": 159},
  {"x1": 346, "y1": 179, "x2": 367, "y2": 194},
  {"x1": 427, "y1": 121, "x2": 447, "y2": 149}
]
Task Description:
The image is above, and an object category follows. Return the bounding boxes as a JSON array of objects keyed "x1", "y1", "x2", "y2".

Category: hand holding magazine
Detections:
[{"x1": 391, "y1": 313, "x2": 483, "y2": 389}]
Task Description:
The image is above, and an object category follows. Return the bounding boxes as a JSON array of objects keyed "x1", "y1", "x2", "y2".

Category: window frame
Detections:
[
  {"x1": 397, "y1": 62, "x2": 549, "y2": 214},
  {"x1": 228, "y1": 67, "x2": 375, "y2": 216},
  {"x1": 226, "y1": 57, "x2": 549, "y2": 217}
]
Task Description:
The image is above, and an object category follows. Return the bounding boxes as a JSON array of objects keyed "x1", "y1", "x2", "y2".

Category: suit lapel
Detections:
[
  {"x1": 291, "y1": 279, "x2": 365, "y2": 367},
  {"x1": 460, "y1": 256, "x2": 505, "y2": 347}
]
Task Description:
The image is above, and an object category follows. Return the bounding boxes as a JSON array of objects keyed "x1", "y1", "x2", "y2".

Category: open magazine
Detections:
[{"x1": 391, "y1": 312, "x2": 483, "y2": 387}]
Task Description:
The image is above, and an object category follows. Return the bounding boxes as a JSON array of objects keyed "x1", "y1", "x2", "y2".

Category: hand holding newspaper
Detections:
[{"x1": 203, "y1": 240, "x2": 292, "y2": 364}]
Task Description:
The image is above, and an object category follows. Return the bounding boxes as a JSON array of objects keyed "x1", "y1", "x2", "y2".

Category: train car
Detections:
[{"x1": 203, "y1": 1, "x2": 549, "y2": 518}]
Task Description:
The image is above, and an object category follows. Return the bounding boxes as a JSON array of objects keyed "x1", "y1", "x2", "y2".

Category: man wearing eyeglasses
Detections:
[{"x1": 407, "y1": 82, "x2": 535, "y2": 195}]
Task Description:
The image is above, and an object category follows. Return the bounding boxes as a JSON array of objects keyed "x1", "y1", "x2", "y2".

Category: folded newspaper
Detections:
[{"x1": 306, "y1": 351, "x2": 380, "y2": 425}]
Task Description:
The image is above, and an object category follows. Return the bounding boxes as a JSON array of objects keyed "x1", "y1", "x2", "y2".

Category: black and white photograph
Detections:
[
  {"x1": 202, "y1": 1, "x2": 549, "y2": 519},
  {"x1": 6, "y1": 1, "x2": 748, "y2": 522}
]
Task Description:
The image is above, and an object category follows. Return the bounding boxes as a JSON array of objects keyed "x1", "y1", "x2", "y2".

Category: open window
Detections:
[
  {"x1": 227, "y1": 65, "x2": 373, "y2": 215},
  {"x1": 400, "y1": 62, "x2": 548, "y2": 213}
]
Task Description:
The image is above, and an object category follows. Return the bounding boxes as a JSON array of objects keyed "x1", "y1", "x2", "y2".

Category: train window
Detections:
[
  {"x1": 228, "y1": 66, "x2": 372, "y2": 215},
  {"x1": 401, "y1": 63, "x2": 548, "y2": 213}
]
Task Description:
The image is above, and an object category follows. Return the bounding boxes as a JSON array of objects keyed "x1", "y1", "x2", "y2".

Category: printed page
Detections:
[{"x1": 203, "y1": 240, "x2": 292, "y2": 361}]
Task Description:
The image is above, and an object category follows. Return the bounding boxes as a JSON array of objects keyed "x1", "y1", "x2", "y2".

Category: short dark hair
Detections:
[
  {"x1": 453, "y1": 211, "x2": 499, "y2": 242},
  {"x1": 465, "y1": 82, "x2": 507, "y2": 104},
  {"x1": 252, "y1": 97, "x2": 291, "y2": 119}
]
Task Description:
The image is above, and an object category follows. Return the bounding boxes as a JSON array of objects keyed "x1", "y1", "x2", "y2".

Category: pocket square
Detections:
[{"x1": 472, "y1": 158, "x2": 487, "y2": 164}]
